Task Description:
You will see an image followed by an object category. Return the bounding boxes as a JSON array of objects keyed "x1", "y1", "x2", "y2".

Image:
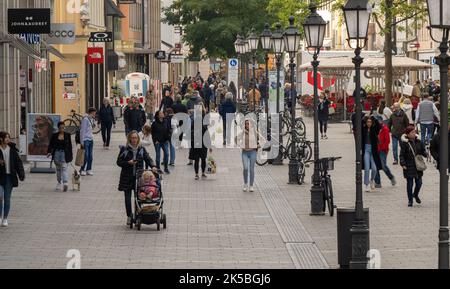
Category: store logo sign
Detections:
[
  {"x1": 89, "y1": 32, "x2": 113, "y2": 43},
  {"x1": 44, "y1": 24, "x2": 76, "y2": 44},
  {"x1": 8, "y1": 9, "x2": 51, "y2": 34}
]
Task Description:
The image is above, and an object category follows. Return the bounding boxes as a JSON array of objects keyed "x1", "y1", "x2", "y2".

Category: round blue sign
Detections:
[{"x1": 229, "y1": 59, "x2": 238, "y2": 67}]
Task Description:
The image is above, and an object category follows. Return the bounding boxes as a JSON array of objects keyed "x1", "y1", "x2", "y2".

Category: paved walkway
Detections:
[{"x1": 0, "y1": 113, "x2": 445, "y2": 269}]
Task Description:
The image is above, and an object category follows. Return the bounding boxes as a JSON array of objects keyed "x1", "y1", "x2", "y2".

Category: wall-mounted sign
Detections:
[
  {"x1": 63, "y1": 81, "x2": 77, "y2": 100},
  {"x1": 60, "y1": 73, "x2": 79, "y2": 79},
  {"x1": 8, "y1": 9, "x2": 51, "y2": 34},
  {"x1": 89, "y1": 32, "x2": 113, "y2": 43},
  {"x1": 87, "y1": 47, "x2": 104, "y2": 64},
  {"x1": 19, "y1": 34, "x2": 41, "y2": 44},
  {"x1": 155, "y1": 50, "x2": 166, "y2": 60},
  {"x1": 35, "y1": 58, "x2": 48, "y2": 73},
  {"x1": 170, "y1": 54, "x2": 184, "y2": 64},
  {"x1": 115, "y1": 40, "x2": 134, "y2": 53},
  {"x1": 118, "y1": 0, "x2": 137, "y2": 4},
  {"x1": 44, "y1": 23, "x2": 76, "y2": 44}
]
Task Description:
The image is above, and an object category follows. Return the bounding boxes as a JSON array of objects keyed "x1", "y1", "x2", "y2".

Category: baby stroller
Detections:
[{"x1": 130, "y1": 169, "x2": 167, "y2": 231}]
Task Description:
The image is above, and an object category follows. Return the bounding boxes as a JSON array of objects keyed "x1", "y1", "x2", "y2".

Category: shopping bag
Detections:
[
  {"x1": 206, "y1": 156, "x2": 217, "y2": 174},
  {"x1": 75, "y1": 148, "x2": 85, "y2": 167}
]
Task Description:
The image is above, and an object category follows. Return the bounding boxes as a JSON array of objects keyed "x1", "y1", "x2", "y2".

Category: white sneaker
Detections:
[
  {"x1": 249, "y1": 186, "x2": 255, "y2": 192},
  {"x1": 1, "y1": 219, "x2": 8, "y2": 227},
  {"x1": 243, "y1": 184, "x2": 248, "y2": 192},
  {"x1": 87, "y1": 171, "x2": 94, "y2": 176},
  {"x1": 55, "y1": 183, "x2": 62, "y2": 191},
  {"x1": 80, "y1": 171, "x2": 87, "y2": 176},
  {"x1": 365, "y1": 185, "x2": 371, "y2": 192},
  {"x1": 370, "y1": 181, "x2": 375, "y2": 190}
]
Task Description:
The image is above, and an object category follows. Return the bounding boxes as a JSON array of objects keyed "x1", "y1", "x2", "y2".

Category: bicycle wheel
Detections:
[
  {"x1": 303, "y1": 142, "x2": 313, "y2": 162},
  {"x1": 326, "y1": 176, "x2": 335, "y2": 217},
  {"x1": 297, "y1": 161, "x2": 306, "y2": 185},
  {"x1": 281, "y1": 119, "x2": 290, "y2": 136},
  {"x1": 294, "y1": 118, "x2": 306, "y2": 137},
  {"x1": 285, "y1": 142, "x2": 296, "y2": 161},
  {"x1": 256, "y1": 149, "x2": 269, "y2": 166},
  {"x1": 63, "y1": 119, "x2": 78, "y2": 135}
]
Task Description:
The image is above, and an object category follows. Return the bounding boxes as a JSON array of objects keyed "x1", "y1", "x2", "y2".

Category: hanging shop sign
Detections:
[
  {"x1": 8, "y1": 9, "x2": 51, "y2": 34},
  {"x1": 155, "y1": 50, "x2": 166, "y2": 60},
  {"x1": 87, "y1": 47, "x2": 104, "y2": 64},
  {"x1": 89, "y1": 32, "x2": 113, "y2": 43},
  {"x1": 44, "y1": 23, "x2": 76, "y2": 44},
  {"x1": 18, "y1": 34, "x2": 41, "y2": 44},
  {"x1": 35, "y1": 58, "x2": 48, "y2": 73},
  {"x1": 170, "y1": 54, "x2": 184, "y2": 64}
]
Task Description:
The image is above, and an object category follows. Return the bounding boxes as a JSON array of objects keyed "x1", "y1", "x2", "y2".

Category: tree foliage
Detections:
[{"x1": 163, "y1": 0, "x2": 275, "y2": 59}]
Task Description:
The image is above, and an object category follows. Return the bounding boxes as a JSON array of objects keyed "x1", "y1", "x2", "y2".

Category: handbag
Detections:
[
  {"x1": 75, "y1": 148, "x2": 85, "y2": 167},
  {"x1": 408, "y1": 142, "x2": 427, "y2": 172},
  {"x1": 206, "y1": 156, "x2": 217, "y2": 174}
]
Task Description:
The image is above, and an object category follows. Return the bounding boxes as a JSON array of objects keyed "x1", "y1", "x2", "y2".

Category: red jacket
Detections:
[{"x1": 378, "y1": 124, "x2": 391, "y2": 153}]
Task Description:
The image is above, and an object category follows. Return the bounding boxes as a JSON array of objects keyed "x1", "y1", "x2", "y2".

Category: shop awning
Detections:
[
  {"x1": 43, "y1": 43, "x2": 66, "y2": 60},
  {"x1": 299, "y1": 55, "x2": 432, "y2": 71},
  {"x1": 0, "y1": 34, "x2": 41, "y2": 60},
  {"x1": 106, "y1": 0, "x2": 125, "y2": 18}
]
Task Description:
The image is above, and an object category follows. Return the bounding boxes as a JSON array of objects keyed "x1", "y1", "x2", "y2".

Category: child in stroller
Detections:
[{"x1": 132, "y1": 169, "x2": 167, "y2": 231}]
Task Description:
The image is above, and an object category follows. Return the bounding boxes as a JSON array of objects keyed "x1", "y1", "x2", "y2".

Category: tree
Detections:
[{"x1": 163, "y1": 0, "x2": 275, "y2": 59}]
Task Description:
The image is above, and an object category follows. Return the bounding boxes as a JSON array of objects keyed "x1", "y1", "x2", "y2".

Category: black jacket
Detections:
[
  {"x1": 219, "y1": 100, "x2": 237, "y2": 120},
  {"x1": 124, "y1": 106, "x2": 146, "y2": 131},
  {"x1": 0, "y1": 143, "x2": 25, "y2": 188},
  {"x1": 318, "y1": 99, "x2": 331, "y2": 122},
  {"x1": 430, "y1": 131, "x2": 450, "y2": 170},
  {"x1": 117, "y1": 145, "x2": 155, "y2": 191},
  {"x1": 160, "y1": 96, "x2": 174, "y2": 111},
  {"x1": 400, "y1": 135, "x2": 427, "y2": 178},
  {"x1": 151, "y1": 118, "x2": 172, "y2": 144},
  {"x1": 98, "y1": 105, "x2": 116, "y2": 125},
  {"x1": 190, "y1": 114, "x2": 209, "y2": 153},
  {"x1": 48, "y1": 132, "x2": 73, "y2": 163},
  {"x1": 172, "y1": 101, "x2": 188, "y2": 114},
  {"x1": 361, "y1": 117, "x2": 382, "y2": 171}
]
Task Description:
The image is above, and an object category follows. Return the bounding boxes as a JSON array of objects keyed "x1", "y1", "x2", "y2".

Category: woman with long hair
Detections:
[{"x1": 47, "y1": 122, "x2": 73, "y2": 192}]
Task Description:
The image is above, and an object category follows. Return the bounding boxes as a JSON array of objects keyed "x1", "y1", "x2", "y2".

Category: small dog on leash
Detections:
[{"x1": 72, "y1": 168, "x2": 81, "y2": 191}]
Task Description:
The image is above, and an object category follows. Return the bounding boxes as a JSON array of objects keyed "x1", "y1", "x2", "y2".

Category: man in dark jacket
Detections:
[
  {"x1": 389, "y1": 103, "x2": 410, "y2": 165},
  {"x1": 430, "y1": 123, "x2": 450, "y2": 171},
  {"x1": 203, "y1": 83, "x2": 213, "y2": 112},
  {"x1": 151, "y1": 111, "x2": 172, "y2": 174},
  {"x1": 98, "y1": 98, "x2": 116, "y2": 148},
  {"x1": 187, "y1": 91, "x2": 204, "y2": 112},
  {"x1": 172, "y1": 96, "x2": 188, "y2": 114},
  {"x1": 219, "y1": 92, "x2": 237, "y2": 146},
  {"x1": 124, "y1": 98, "x2": 146, "y2": 135},
  {"x1": 160, "y1": 90, "x2": 174, "y2": 112}
]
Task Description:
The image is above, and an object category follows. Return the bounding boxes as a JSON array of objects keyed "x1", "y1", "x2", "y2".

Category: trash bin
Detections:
[{"x1": 337, "y1": 207, "x2": 369, "y2": 269}]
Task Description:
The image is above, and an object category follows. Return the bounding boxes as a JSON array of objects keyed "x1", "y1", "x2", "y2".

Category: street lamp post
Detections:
[
  {"x1": 426, "y1": 0, "x2": 450, "y2": 269},
  {"x1": 248, "y1": 29, "x2": 259, "y2": 112},
  {"x1": 261, "y1": 23, "x2": 273, "y2": 142},
  {"x1": 342, "y1": 0, "x2": 372, "y2": 269},
  {"x1": 284, "y1": 16, "x2": 301, "y2": 184},
  {"x1": 235, "y1": 35, "x2": 243, "y2": 100},
  {"x1": 303, "y1": 4, "x2": 327, "y2": 215},
  {"x1": 242, "y1": 38, "x2": 250, "y2": 93},
  {"x1": 271, "y1": 23, "x2": 285, "y2": 166}
]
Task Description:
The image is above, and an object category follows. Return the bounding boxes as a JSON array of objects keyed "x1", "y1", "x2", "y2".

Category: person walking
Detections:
[
  {"x1": 191, "y1": 104, "x2": 210, "y2": 180},
  {"x1": 165, "y1": 108, "x2": 177, "y2": 167},
  {"x1": 377, "y1": 100, "x2": 392, "y2": 125},
  {"x1": 402, "y1": 98, "x2": 415, "y2": 125},
  {"x1": 47, "y1": 122, "x2": 73, "y2": 192},
  {"x1": 389, "y1": 103, "x2": 410, "y2": 165},
  {"x1": 237, "y1": 119, "x2": 260, "y2": 192},
  {"x1": 215, "y1": 83, "x2": 226, "y2": 109},
  {"x1": 145, "y1": 85, "x2": 156, "y2": 123},
  {"x1": 138, "y1": 125, "x2": 153, "y2": 169},
  {"x1": 98, "y1": 98, "x2": 116, "y2": 149},
  {"x1": 151, "y1": 111, "x2": 171, "y2": 174},
  {"x1": 0, "y1": 131, "x2": 25, "y2": 227},
  {"x1": 373, "y1": 117, "x2": 396, "y2": 188},
  {"x1": 415, "y1": 95, "x2": 440, "y2": 145},
  {"x1": 117, "y1": 131, "x2": 157, "y2": 226},
  {"x1": 219, "y1": 92, "x2": 237, "y2": 146},
  {"x1": 247, "y1": 83, "x2": 261, "y2": 111},
  {"x1": 160, "y1": 89, "x2": 174, "y2": 112},
  {"x1": 258, "y1": 79, "x2": 268, "y2": 110},
  {"x1": 124, "y1": 98, "x2": 146, "y2": 135},
  {"x1": 318, "y1": 93, "x2": 331, "y2": 139},
  {"x1": 80, "y1": 108, "x2": 97, "y2": 176},
  {"x1": 430, "y1": 121, "x2": 450, "y2": 170},
  {"x1": 362, "y1": 116, "x2": 382, "y2": 192},
  {"x1": 172, "y1": 95, "x2": 188, "y2": 114},
  {"x1": 400, "y1": 125, "x2": 427, "y2": 207}
]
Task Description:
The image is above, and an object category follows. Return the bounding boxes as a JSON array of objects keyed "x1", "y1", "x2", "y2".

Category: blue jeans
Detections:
[
  {"x1": 374, "y1": 151, "x2": 395, "y2": 185},
  {"x1": 407, "y1": 177, "x2": 422, "y2": 203},
  {"x1": 364, "y1": 144, "x2": 377, "y2": 186},
  {"x1": 242, "y1": 150, "x2": 257, "y2": 186},
  {"x1": 420, "y1": 123, "x2": 434, "y2": 145},
  {"x1": 155, "y1": 141, "x2": 169, "y2": 170},
  {"x1": 169, "y1": 141, "x2": 176, "y2": 165},
  {"x1": 392, "y1": 135, "x2": 399, "y2": 163},
  {"x1": 0, "y1": 175, "x2": 13, "y2": 219},
  {"x1": 81, "y1": 140, "x2": 94, "y2": 172},
  {"x1": 54, "y1": 150, "x2": 69, "y2": 184}
]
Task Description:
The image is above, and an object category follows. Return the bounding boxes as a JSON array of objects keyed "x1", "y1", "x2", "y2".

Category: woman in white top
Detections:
[
  {"x1": 139, "y1": 125, "x2": 153, "y2": 169},
  {"x1": 401, "y1": 98, "x2": 415, "y2": 125},
  {"x1": 376, "y1": 100, "x2": 392, "y2": 125}
]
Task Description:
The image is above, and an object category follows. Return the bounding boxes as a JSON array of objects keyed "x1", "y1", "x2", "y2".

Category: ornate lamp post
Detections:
[
  {"x1": 284, "y1": 16, "x2": 301, "y2": 184},
  {"x1": 426, "y1": 0, "x2": 450, "y2": 269},
  {"x1": 261, "y1": 24, "x2": 273, "y2": 122},
  {"x1": 235, "y1": 35, "x2": 244, "y2": 100},
  {"x1": 242, "y1": 38, "x2": 250, "y2": 92},
  {"x1": 342, "y1": 0, "x2": 372, "y2": 269},
  {"x1": 248, "y1": 29, "x2": 259, "y2": 112},
  {"x1": 303, "y1": 4, "x2": 327, "y2": 215},
  {"x1": 271, "y1": 23, "x2": 285, "y2": 166}
]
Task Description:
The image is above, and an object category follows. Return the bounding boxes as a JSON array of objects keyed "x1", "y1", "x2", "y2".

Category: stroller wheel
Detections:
[
  {"x1": 156, "y1": 217, "x2": 161, "y2": 231},
  {"x1": 163, "y1": 214, "x2": 167, "y2": 229},
  {"x1": 137, "y1": 218, "x2": 142, "y2": 231}
]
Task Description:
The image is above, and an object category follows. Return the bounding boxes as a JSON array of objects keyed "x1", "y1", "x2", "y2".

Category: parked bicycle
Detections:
[
  {"x1": 63, "y1": 110, "x2": 101, "y2": 135},
  {"x1": 282, "y1": 107, "x2": 306, "y2": 138},
  {"x1": 317, "y1": 157, "x2": 341, "y2": 217}
]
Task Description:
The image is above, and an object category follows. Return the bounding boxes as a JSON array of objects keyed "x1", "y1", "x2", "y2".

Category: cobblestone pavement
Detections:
[
  {"x1": 269, "y1": 112, "x2": 443, "y2": 269},
  {"x1": 0, "y1": 113, "x2": 445, "y2": 269}
]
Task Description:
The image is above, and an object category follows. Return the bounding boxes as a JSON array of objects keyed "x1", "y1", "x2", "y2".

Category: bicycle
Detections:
[
  {"x1": 317, "y1": 157, "x2": 341, "y2": 217},
  {"x1": 281, "y1": 107, "x2": 306, "y2": 138},
  {"x1": 63, "y1": 110, "x2": 101, "y2": 135}
]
